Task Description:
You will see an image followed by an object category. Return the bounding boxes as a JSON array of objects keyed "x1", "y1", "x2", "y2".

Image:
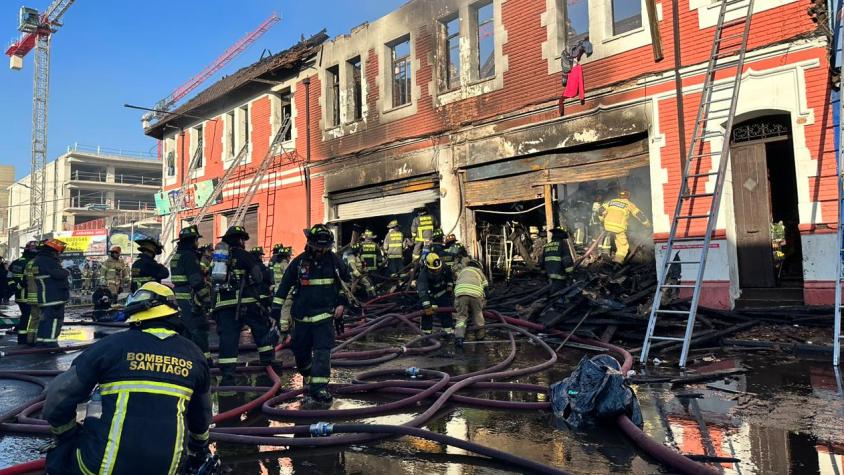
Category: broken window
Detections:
[
  {"x1": 240, "y1": 105, "x2": 249, "y2": 148},
  {"x1": 327, "y1": 65, "x2": 341, "y2": 127},
  {"x1": 391, "y1": 37, "x2": 412, "y2": 108},
  {"x1": 611, "y1": 0, "x2": 642, "y2": 36},
  {"x1": 226, "y1": 110, "x2": 236, "y2": 158},
  {"x1": 348, "y1": 57, "x2": 363, "y2": 121},
  {"x1": 194, "y1": 124, "x2": 203, "y2": 169},
  {"x1": 476, "y1": 2, "x2": 495, "y2": 79},
  {"x1": 279, "y1": 89, "x2": 293, "y2": 141},
  {"x1": 443, "y1": 17, "x2": 461, "y2": 90},
  {"x1": 565, "y1": 0, "x2": 589, "y2": 44}
]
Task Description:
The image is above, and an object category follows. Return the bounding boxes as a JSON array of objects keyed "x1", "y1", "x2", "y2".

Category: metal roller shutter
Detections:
[{"x1": 332, "y1": 189, "x2": 440, "y2": 222}]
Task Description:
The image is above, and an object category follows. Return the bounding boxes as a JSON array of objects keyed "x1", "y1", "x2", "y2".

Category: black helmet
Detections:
[
  {"x1": 135, "y1": 238, "x2": 164, "y2": 256},
  {"x1": 431, "y1": 228, "x2": 444, "y2": 242},
  {"x1": 175, "y1": 225, "x2": 202, "y2": 242},
  {"x1": 304, "y1": 224, "x2": 333, "y2": 250},
  {"x1": 550, "y1": 227, "x2": 569, "y2": 239},
  {"x1": 250, "y1": 246, "x2": 265, "y2": 256},
  {"x1": 223, "y1": 225, "x2": 250, "y2": 243}
]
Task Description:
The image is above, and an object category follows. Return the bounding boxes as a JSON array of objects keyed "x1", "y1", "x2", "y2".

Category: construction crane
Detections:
[
  {"x1": 5, "y1": 0, "x2": 76, "y2": 237},
  {"x1": 142, "y1": 12, "x2": 280, "y2": 126}
]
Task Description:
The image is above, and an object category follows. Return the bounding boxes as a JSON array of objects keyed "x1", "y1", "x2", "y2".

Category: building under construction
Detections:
[{"x1": 145, "y1": 0, "x2": 834, "y2": 311}]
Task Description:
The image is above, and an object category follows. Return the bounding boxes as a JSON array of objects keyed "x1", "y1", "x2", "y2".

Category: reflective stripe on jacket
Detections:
[
  {"x1": 384, "y1": 230, "x2": 404, "y2": 257},
  {"x1": 602, "y1": 198, "x2": 644, "y2": 233},
  {"x1": 454, "y1": 266, "x2": 487, "y2": 299}
]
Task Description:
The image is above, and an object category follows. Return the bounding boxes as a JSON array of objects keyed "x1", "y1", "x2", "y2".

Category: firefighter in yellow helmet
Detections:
[
  {"x1": 416, "y1": 252, "x2": 454, "y2": 335},
  {"x1": 42, "y1": 282, "x2": 213, "y2": 475},
  {"x1": 599, "y1": 190, "x2": 651, "y2": 264}
]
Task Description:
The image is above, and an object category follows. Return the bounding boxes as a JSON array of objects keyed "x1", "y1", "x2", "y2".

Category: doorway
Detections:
[{"x1": 730, "y1": 114, "x2": 803, "y2": 290}]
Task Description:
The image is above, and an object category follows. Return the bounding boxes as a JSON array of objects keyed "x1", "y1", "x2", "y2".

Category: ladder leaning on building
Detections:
[{"x1": 640, "y1": 0, "x2": 755, "y2": 368}]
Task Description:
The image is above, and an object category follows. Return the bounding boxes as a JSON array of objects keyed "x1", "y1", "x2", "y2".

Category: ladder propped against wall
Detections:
[
  {"x1": 160, "y1": 141, "x2": 205, "y2": 253},
  {"x1": 640, "y1": 0, "x2": 755, "y2": 368},
  {"x1": 833, "y1": 0, "x2": 844, "y2": 367}
]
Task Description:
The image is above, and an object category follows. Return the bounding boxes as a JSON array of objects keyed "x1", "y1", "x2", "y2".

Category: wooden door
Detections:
[{"x1": 731, "y1": 144, "x2": 775, "y2": 288}]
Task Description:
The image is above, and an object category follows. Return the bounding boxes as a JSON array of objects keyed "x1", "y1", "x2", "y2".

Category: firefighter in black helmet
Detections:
[
  {"x1": 42, "y1": 282, "x2": 213, "y2": 475},
  {"x1": 26, "y1": 239, "x2": 70, "y2": 348},
  {"x1": 170, "y1": 225, "x2": 212, "y2": 359},
  {"x1": 130, "y1": 238, "x2": 169, "y2": 293},
  {"x1": 214, "y1": 226, "x2": 277, "y2": 383},
  {"x1": 250, "y1": 246, "x2": 274, "y2": 311},
  {"x1": 9, "y1": 240, "x2": 37, "y2": 344},
  {"x1": 543, "y1": 227, "x2": 575, "y2": 294},
  {"x1": 272, "y1": 224, "x2": 350, "y2": 403}
]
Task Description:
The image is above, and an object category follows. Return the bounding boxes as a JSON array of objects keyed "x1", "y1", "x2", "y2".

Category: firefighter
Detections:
[
  {"x1": 42, "y1": 282, "x2": 213, "y2": 475},
  {"x1": 250, "y1": 246, "x2": 274, "y2": 311},
  {"x1": 272, "y1": 224, "x2": 351, "y2": 403},
  {"x1": 443, "y1": 233, "x2": 468, "y2": 271},
  {"x1": 453, "y1": 260, "x2": 488, "y2": 349},
  {"x1": 543, "y1": 227, "x2": 574, "y2": 294},
  {"x1": 130, "y1": 238, "x2": 169, "y2": 293},
  {"x1": 81, "y1": 261, "x2": 92, "y2": 292},
  {"x1": 599, "y1": 190, "x2": 651, "y2": 264},
  {"x1": 346, "y1": 243, "x2": 376, "y2": 298},
  {"x1": 214, "y1": 226, "x2": 277, "y2": 383},
  {"x1": 360, "y1": 230, "x2": 381, "y2": 270},
  {"x1": 269, "y1": 243, "x2": 291, "y2": 289},
  {"x1": 101, "y1": 245, "x2": 129, "y2": 300},
  {"x1": 383, "y1": 220, "x2": 405, "y2": 277},
  {"x1": 25, "y1": 239, "x2": 70, "y2": 348},
  {"x1": 199, "y1": 244, "x2": 213, "y2": 277},
  {"x1": 9, "y1": 240, "x2": 37, "y2": 344},
  {"x1": 410, "y1": 207, "x2": 438, "y2": 261},
  {"x1": 417, "y1": 253, "x2": 454, "y2": 335},
  {"x1": 170, "y1": 225, "x2": 212, "y2": 359},
  {"x1": 529, "y1": 226, "x2": 545, "y2": 266}
]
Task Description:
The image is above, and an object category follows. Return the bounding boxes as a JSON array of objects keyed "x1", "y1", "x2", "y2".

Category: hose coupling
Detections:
[
  {"x1": 309, "y1": 422, "x2": 334, "y2": 437},
  {"x1": 406, "y1": 367, "x2": 421, "y2": 379}
]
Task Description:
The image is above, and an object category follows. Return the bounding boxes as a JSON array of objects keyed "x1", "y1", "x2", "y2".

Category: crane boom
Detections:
[
  {"x1": 6, "y1": 0, "x2": 76, "y2": 237},
  {"x1": 149, "y1": 12, "x2": 280, "y2": 121}
]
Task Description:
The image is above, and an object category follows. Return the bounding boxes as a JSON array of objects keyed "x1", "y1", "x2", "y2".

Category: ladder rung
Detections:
[
  {"x1": 697, "y1": 131, "x2": 725, "y2": 140},
  {"x1": 662, "y1": 284, "x2": 697, "y2": 288},
  {"x1": 687, "y1": 172, "x2": 719, "y2": 178},
  {"x1": 649, "y1": 336, "x2": 687, "y2": 342},
  {"x1": 717, "y1": 33, "x2": 745, "y2": 43},
  {"x1": 676, "y1": 214, "x2": 711, "y2": 220},
  {"x1": 682, "y1": 193, "x2": 715, "y2": 199},
  {"x1": 665, "y1": 260, "x2": 702, "y2": 265},
  {"x1": 688, "y1": 151, "x2": 722, "y2": 159},
  {"x1": 671, "y1": 237, "x2": 704, "y2": 243},
  {"x1": 655, "y1": 309, "x2": 691, "y2": 315}
]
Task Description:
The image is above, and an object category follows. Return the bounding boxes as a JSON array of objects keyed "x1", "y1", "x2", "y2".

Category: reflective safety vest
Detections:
[
  {"x1": 416, "y1": 215, "x2": 435, "y2": 242},
  {"x1": 131, "y1": 253, "x2": 169, "y2": 293},
  {"x1": 170, "y1": 248, "x2": 210, "y2": 304},
  {"x1": 361, "y1": 241, "x2": 378, "y2": 269},
  {"x1": 602, "y1": 198, "x2": 644, "y2": 234},
  {"x1": 271, "y1": 259, "x2": 288, "y2": 285},
  {"x1": 8, "y1": 255, "x2": 30, "y2": 301},
  {"x1": 385, "y1": 230, "x2": 404, "y2": 258},
  {"x1": 454, "y1": 266, "x2": 488, "y2": 299},
  {"x1": 101, "y1": 258, "x2": 127, "y2": 288}
]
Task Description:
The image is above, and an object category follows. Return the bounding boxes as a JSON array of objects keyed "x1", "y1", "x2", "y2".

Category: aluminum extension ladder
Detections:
[
  {"x1": 640, "y1": 0, "x2": 755, "y2": 368},
  {"x1": 833, "y1": 0, "x2": 844, "y2": 367},
  {"x1": 160, "y1": 143, "x2": 204, "y2": 250}
]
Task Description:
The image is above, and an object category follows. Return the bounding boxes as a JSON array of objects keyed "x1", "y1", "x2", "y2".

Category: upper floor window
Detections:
[
  {"x1": 348, "y1": 57, "x2": 363, "y2": 121},
  {"x1": 475, "y1": 2, "x2": 495, "y2": 79},
  {"x1": 611, "y1": 0, "x2": 642, "y2": 36},
  {"x1": 166, "y1": 151, "x2": 175, "y2": 177},
  {"x1": 327, "y1": 65, "x2": 341, "y2": 127},
  {"x1": 565, "y1": 0, "x2": 589, "y2": 44},
  {"x1": 239, "y1": 105, "x2": 250, "y2": 147},
  {"x1": 278, "y1": 90, "x2": 293, "y2": 141},
  {"x1": 193, "y1": 124, "x2": 204, "y2": 168},
  {"x1": 443, "y1": 17, "x2": 461, "y2": 90},
  {"x1": 390, "y1": 37, "x2": 412, "y2": 108},
  {"x1": 226, "y1": 110, "x2": 236, "y2": 158}
]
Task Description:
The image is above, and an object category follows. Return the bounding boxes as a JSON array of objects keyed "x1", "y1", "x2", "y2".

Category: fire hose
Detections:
[{"x1": 0, "y1": 293, "x2": 718, "y2": 475}]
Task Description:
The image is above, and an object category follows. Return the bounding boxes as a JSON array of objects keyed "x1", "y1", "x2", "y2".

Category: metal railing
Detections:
[
  {"x1": 70, "y1": 169, "x2": 162, "y2": 186},
  {"x1": 66, "y1": 143, "x2": 158, "y2": 161}
]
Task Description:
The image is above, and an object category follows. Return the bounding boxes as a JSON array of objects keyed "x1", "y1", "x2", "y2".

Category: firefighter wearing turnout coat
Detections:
[
  {"x1": 101, "y1": 246, "x2": 129, "y2": 298},
  {"x1": 170, "y1": 225, "x2": 212, "y2": 359},
  {"x1": 10, "y1": 240, "x2": 37, "y2": 344},
  {"x1": 25, "y1": 239, "x2": 70, "y2": 348},
  {"x1": 599, "y1": 190, "x2": 651, "y2": 263},
  {"x1": 453, "y1": 260, "x2": 488, "y2": 349},
  {"x1": 543, "y1": 227, "x2": 575, "y2": 294},
  {"x1": 42, "y1": 282, "x2": 213, "y2": 475},
  {"x1": 272, "y1": 224, "x2": 351, "y2": 403},
  {"x1": 383, "y1": 220, "x2": 405, "y2": 277},
  {"x1": 130, "y1": 238, "x2": 169, "y2": 293},
  {"x1": 213, "y1": 226, "x2": 277, "y2": 383},
  {"x1": 410, "y1": 208, "x2": 438, "y2": 262},
  {"x1": 416, "y1": 253, "x2": 454, "y2": 335},
  {"x1": 269, "y1": 244, "x2": 292, "y2": 289}
]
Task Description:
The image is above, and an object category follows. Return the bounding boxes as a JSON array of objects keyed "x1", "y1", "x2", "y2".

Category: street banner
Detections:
[
  {"x1": 154, "y1": 191, "x2": 171, "y2": 216},
  {"x1": 54, "y1": 229, "x2": 108, "y2": 256}
]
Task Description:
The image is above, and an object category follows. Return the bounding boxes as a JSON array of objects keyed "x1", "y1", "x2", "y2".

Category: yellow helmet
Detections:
[
  {"x1": 425, "y1": 252, "x2": 442, "y2": 271},
  {"x1": 124, "y1": 282, "x2": 179, "y2": 323}
]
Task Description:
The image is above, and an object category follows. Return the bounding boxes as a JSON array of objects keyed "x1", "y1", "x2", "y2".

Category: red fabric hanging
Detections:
[{"x1": 559, "y1": 64, "x2": 585, "y2": 116}]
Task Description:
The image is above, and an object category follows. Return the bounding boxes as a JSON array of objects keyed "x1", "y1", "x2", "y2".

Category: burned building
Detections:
[{"x1": 146, "y1": 0, "x2": 836, "y2": 309}]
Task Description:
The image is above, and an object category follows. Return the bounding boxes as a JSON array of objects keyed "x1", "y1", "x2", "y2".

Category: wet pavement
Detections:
[{"x1": 0, "y1": 305, "x2": 842, "y2": 474}]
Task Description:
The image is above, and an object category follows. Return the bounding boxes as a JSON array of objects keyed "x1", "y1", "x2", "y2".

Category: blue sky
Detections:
[{"x1": 0, "y1": 0, "x2": 406, "y2": 179}]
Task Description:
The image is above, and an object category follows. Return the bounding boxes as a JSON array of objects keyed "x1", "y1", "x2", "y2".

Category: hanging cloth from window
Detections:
[{"x1": 559, "y1": 39, "x2": 592, "y2": 116}]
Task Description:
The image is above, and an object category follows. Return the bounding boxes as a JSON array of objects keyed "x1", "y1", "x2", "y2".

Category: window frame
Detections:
[
  {"x1": 442, "y1": 16, "x2": 461, "y2": 91},
  {"x1": 348, "y1": 56, "x2": 363, "y2": 122},
  {"x1": 474, "y1": 1, "x2": 495, "y2": 81},
  {"x1": 193, "y1": 124, "x2": 204, "y2": 169},
  {"x1": 564, "y1": 0, "x2": 590, "y2": 45},
  {"x1": 226, "y1": 110, "x2": 236, "y2": 159},
  {"x1": 326, "y1": 64, "x2": 341, "y2": 127},
  {"x1": 239, "y1": 104, "x2": 250, "y2": 148},
  {"x1": 389, "y1": 36, "x2": 412, "y2": 108},
  {"x1": 610, "y1": 0, "x2": 643, "y2": 37}
]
